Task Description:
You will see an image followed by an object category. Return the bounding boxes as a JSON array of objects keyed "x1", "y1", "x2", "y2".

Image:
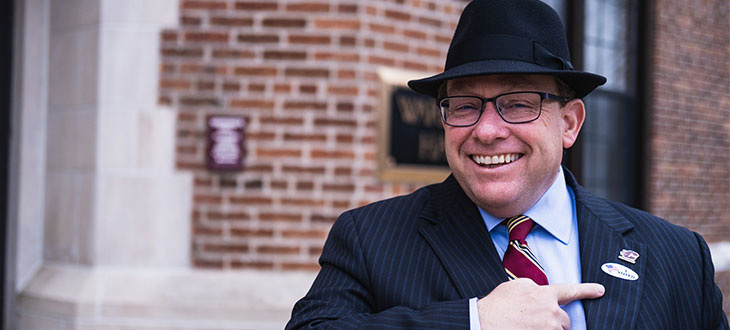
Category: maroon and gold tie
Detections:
[{"x1": 502, "y1": 215, "x2": 549, "y2": 285}]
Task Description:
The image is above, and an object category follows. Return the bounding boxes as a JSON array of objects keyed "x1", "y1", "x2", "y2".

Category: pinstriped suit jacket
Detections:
[{"x1": 287, "y1": 170, "x2": 729, "y2": 329}]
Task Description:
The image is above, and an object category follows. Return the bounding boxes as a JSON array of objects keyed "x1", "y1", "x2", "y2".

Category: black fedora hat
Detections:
[{"x1": 408, "y1": 0, "x2": 606, "y2": 99}]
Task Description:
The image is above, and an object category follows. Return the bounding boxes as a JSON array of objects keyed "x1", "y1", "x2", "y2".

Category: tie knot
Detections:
[{"x1": 505, "y1": 215, "x2": 534, "y2": 242}]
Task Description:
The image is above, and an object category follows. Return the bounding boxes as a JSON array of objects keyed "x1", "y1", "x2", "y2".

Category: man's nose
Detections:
[{"x1": 472, "y1": 102, "x2": 510, "y2": 142}]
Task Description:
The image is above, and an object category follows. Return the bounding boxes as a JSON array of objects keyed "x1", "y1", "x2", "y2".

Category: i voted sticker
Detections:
[{"x1": 601, "y1": 263, "x2": 639, "y2": 281}]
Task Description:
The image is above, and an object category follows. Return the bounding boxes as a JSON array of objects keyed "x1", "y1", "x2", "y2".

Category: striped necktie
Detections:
[{"x1": 502, "y1": 215, "x2": 549, "y2": 285}]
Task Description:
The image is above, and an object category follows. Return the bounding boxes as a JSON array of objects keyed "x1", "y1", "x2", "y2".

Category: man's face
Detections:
[{"x1": 443, "y1": 74, "x2": 585, "y2": 218}]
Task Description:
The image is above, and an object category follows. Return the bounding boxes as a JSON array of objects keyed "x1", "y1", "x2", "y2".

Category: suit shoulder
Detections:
[
  {"x1": 568, "y1": 170, "x2": 697, "y2": 241},
  {"x1": 345, "y1": 184, "x2": 433, "y2": 221},
  {"x1": 601, "y1": 197, "x2": 696, "y2": 240},
  {"x1": 332, "y1": 181, "x2": 450, "y2": 238}
]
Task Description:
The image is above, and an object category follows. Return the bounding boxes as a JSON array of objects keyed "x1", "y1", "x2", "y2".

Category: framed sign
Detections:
[
  {"x1": 206, "y1": 115, "x2": 245, "y2": 171},
  {"x1": 377, "y1": 67, "x2": 450, "y2": 183}
]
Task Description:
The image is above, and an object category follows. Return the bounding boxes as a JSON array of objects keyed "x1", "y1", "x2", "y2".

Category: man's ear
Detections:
[{"x1": 561, "y1": 99, "x2": 585, "y2": 149}]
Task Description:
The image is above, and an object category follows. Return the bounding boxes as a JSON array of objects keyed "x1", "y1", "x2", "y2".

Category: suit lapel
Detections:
[
  {"x1": 418, "y1": 171, "x2": 648, "y2": 329},
  {"x1": 418, "y1": 175, "x2": 507, "y2": 299},
  {"x1": 569, "y1": 173, "x2": 646, "y2": 330}
]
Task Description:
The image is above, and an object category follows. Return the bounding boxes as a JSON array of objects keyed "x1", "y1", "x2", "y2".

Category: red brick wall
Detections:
[
  {"x1": 649, "y1": 0, "x2": 730, "y2": 314},
  {"x1": 159, "y1": 0, "x2": 465, "y2": 270},
  {"x1": 649, "y1": 0, "x2": 729, "y2": 241}
]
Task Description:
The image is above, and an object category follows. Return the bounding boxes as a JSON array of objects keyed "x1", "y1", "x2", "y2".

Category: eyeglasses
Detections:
[{"x1": 438, "y1": 91, "x2": 571, "y2": 127}]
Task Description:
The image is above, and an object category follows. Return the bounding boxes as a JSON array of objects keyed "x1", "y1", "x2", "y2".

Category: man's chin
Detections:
[{"x1": 467, "y1": 188, "x2": 525, "y2": 217}]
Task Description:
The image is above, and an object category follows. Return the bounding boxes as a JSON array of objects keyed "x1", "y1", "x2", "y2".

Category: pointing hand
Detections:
[{"x1": 477, "y1": 278, "x2": 605, "y2": 330}]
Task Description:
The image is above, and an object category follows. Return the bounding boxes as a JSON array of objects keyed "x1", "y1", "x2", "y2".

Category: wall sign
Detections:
[
  {"x1": 207, "y1": 115, "x2": 245, "y2": 171},
  {"x1": 377, "y1": 68, "x2": 450, "y2": 183},
  {"x1": 388, "y1": 87, "x2": 447, "y2": 166}
]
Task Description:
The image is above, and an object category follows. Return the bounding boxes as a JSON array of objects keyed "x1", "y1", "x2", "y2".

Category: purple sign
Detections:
[{"x1": 207, "y1": 115, "x2": 245, "y2": 170}]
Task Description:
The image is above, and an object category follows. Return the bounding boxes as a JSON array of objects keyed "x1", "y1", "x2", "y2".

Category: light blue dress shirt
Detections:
[{"x1": 468, "y1": 167, "x2": 586, "y2": 330}]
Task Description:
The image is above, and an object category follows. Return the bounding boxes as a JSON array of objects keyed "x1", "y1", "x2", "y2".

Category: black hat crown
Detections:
[{"x1": 408, "y1": 0, "x2": 606, "y2": 98}]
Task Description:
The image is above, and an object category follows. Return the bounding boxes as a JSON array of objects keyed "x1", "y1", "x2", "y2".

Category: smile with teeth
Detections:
[{"x1": 471, "y1": 153, "x2": 522, "y2": 166}]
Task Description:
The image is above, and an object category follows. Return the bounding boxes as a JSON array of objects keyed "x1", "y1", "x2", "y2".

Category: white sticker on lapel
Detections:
[{"x1": 601, "y1": 263, "x2": 639, "y2": 281}]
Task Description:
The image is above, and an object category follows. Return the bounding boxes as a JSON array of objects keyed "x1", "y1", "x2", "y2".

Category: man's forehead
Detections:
[{"x1": 447, "y1": 74, "x2": 557, "y2": 93}]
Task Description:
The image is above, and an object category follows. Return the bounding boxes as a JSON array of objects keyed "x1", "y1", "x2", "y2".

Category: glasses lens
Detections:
[
  {"x1": 440, "y1": 97, "x2": 482, "y2": 126},
  {"x1": 496, "y1": 92, "x2": 542, "y2": 123}
]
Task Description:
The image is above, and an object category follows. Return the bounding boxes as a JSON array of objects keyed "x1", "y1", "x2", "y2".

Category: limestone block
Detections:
[
  {"x1": 18, "y1": 265, "x2": 317, "y2": 330},
  {"x1": 50, "y1": 0, "x2": 100, "y2": 30},
  {"x1": 93, "y1": 171, "x2": 191, "y2": 266},
  {"x1": 44, "y1": 173, "x2": 95, "y2": 264},
  {"x1": 98, "y1": 29, "x2": 161, "y2": 108},
  {"x1": 100, "y1": 0, "x2": 178, "y2": 26},
  {"x1": 46, "y1": 109, "x2": 97, "y2": 170},
  {"x1": 48, "y1": 28, "x2": 99, "y2": 107}
]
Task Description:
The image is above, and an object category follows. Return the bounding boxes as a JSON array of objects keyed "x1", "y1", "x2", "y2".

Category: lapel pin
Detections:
[
  {"x1": 618, "y1": 249, "x2": 639, "y2": 264},
  {"x1": 601, "y1": 262, "x2": 639, "y2": 281}
]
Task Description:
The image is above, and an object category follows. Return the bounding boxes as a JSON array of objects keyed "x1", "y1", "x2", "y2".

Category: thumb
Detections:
[{"x1": 551, "y1": 283, "x2": 605, "y2": 305}]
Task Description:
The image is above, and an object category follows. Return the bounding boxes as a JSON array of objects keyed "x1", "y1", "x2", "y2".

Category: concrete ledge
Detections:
[{"x1": 17, "y1": 264, "x2": 317, "y2": 330}]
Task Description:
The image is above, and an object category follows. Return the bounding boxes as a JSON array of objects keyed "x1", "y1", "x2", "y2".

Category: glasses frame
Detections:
[{"x1": 438, "y1": 91, "x2": 571, "y2": 127}]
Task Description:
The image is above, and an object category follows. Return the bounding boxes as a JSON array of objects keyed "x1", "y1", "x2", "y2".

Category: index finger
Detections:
[{"x1": 549, "y1": 283, "x2": 605, "y2": 305}]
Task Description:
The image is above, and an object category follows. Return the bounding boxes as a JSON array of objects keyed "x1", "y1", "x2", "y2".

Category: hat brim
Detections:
[{"x1": 407, "y1": 60, "x2": 607, "y2": 99}]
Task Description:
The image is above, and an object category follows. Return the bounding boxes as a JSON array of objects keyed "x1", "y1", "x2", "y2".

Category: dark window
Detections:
[
  {"x1": 546, "y1": 0, "x2": 646, "y2": 208},
  {"x1": 1, "y1": 0, "x2": 15, "y2": 327}
]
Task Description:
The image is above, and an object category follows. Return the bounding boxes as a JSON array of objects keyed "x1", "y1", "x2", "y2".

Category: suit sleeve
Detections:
[
  {"x1": 696, "y1": 232, "x2": 730, "y2": 330},
  {"x1": 286, "y1": 211, "x2": 470, "y2": 329}
]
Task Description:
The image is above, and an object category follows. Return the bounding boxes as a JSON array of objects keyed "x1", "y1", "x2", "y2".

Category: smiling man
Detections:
[
  {"x1": 441, "y1": 75, "x2": 582, "y2": 219},
  {"x1": 286, "y1": 0, "x2": 728, "y2": 329}
]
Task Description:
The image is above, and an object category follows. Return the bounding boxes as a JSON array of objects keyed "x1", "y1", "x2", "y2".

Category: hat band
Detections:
[{"x1": 445, "y1": 34, "x2": 574, "y2": 71}]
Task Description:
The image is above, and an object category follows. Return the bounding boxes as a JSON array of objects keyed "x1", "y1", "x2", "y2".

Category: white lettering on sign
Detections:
[
  {"x1": 396, "y1": 94, "x2": 442, "y2": 127},
  {"x1": 207, "y1": 116, "x2": 245, "y2": 170},
  {"x1": 418, "y1": 132, "x2": 445, "y2": 162},
  {"x1": 209, "y1": 117, "x2": 244, "y2": 130}
]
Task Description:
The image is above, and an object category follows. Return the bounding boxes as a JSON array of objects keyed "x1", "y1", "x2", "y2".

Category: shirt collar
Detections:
[{"x1": 480, "y1": 167, "x2": 574, "y2": 245}]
